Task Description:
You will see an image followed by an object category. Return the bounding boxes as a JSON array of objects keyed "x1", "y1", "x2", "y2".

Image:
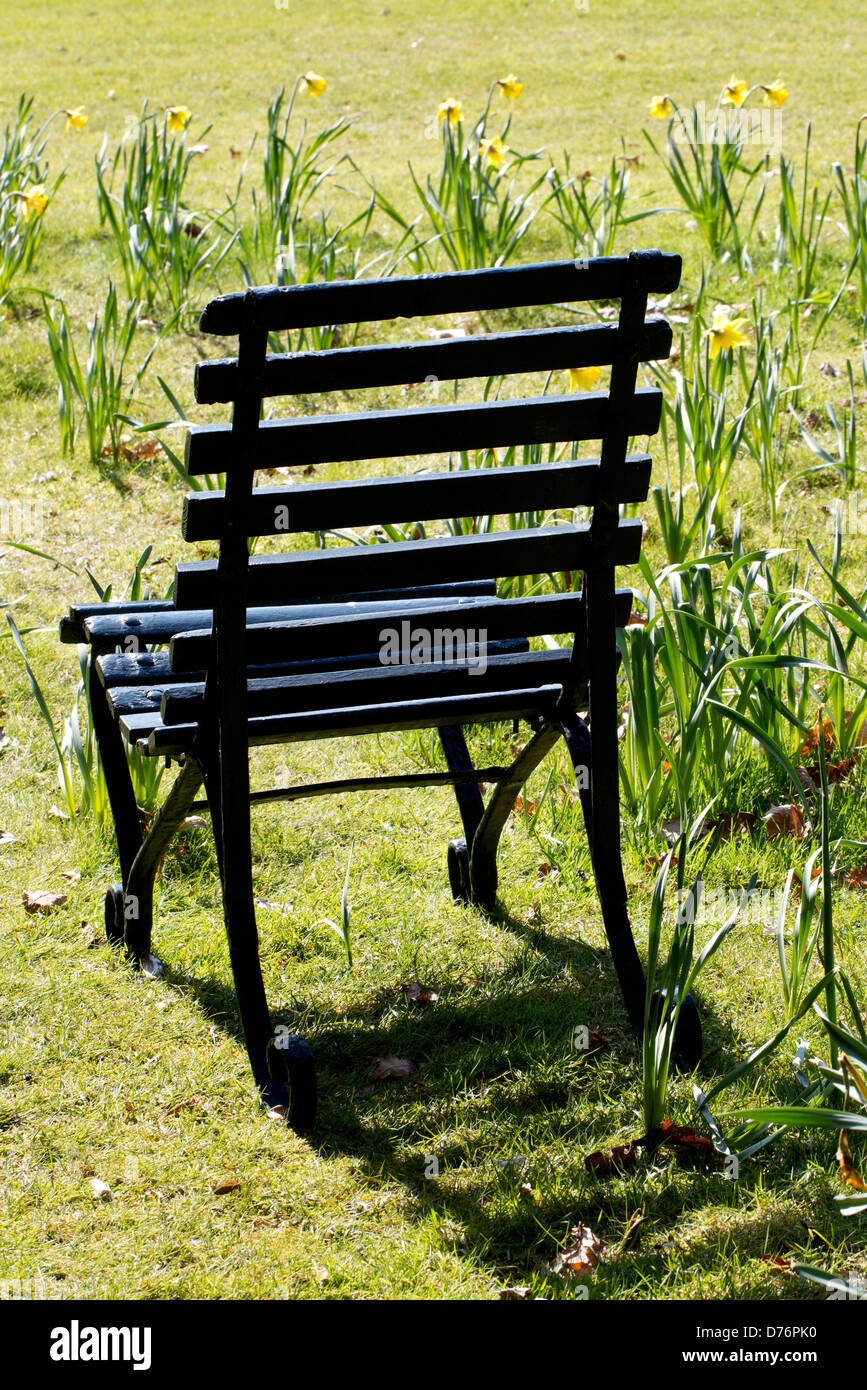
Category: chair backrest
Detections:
[{"x1": 174, "y1": 252, "x2": 680, "y2": 689}]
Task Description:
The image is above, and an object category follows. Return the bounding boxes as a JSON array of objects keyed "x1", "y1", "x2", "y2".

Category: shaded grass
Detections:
[{"x1": 1, "y1": 0, "x2": 867, "y2": 1302}]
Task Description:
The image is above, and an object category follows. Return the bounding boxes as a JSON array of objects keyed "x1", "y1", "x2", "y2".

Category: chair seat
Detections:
[{"x1": 119, "y1": 681, "x2": 576, "y2": 757}]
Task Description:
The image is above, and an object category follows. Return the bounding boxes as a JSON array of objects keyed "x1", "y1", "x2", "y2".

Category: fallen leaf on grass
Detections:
[
  {"x1": 639, "y1": 1120, "x2": 717, "y2": 1160},
  {"x1": 513, "y1": 794, "x2": 539, "y2": 817},
  {"x1": 843, "y1": 862, "x2": 867, "y2": 890},
  {"x1": 88, "y1": 1178, "x2": 111, "y2": 1201},
  {"x1": 212, "y1": 1178, "x2": 243, "y2": 1195},
  {"x1": 760, "y1": 1254, "x2": 793, "y2": 1273},
  {"x1": 405, "y1": 982, "x2": 438, "y2": 1005},
  {"x1": 165, "y1": 1097, "x2": 201, "y2": 1116},
  {"x1": 371, "y1": 1056, "x2": 415, "y2": 1081},
  {"x1": 763, "y1": 803, "x2": 807, "y2": 841},
  {"x1": 23, "y1": 890, "x2": 67, "y2": 915},
  {"x1": 48, "y1": 806, "x2": 70, "y2": 821},
  {"x1": 549, "y1": 1223, "x2": 605, "y2": 1278},
  {"x1": 0, "y1": 830, "x2": 16, "y2": 845},
  {"x1": 584, "y1": 1140, "x2": 638, "y2": 1175},
  {"x1": 707, "y1": 810, "x2": 757, "y2": 840},
  {"x1": 837, "y1": 1131, "x2": 867, "y2": 1191},
  {"x1": 60, "y1": 870, "x2": 81, "y2": 884}
]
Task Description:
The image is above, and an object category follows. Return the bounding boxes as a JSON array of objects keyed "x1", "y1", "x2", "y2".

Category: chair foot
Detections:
[
  {"x1": 266, "y1": 1036, "x2": 317, "y2": 1133},
  {"x1": 104, "y1": 885, "x2": 125, "y2": 944},
  {"x1": 447, "y1": 838, "x2": 471, "y2": 904},
  {"x1": 649, "y1": 988, "x2": 703, "y2": 1071}
]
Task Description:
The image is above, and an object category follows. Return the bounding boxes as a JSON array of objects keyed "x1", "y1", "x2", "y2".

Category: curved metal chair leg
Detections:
[
  {"x1": 122, "y1": 755, "x2": 205, "y2": 972},
  {"x1": 88, "y1": 655, "x2": 143, "y2": 884},
  {"x1": 469, "y1": 721, "x2": 562, "y2": 909},
  {"x1": 201, "y1": 754, "x2": 313, "y2": 1125},
  {"x1": 438, "y1": 725, "x2": 485, "y2": 904}
]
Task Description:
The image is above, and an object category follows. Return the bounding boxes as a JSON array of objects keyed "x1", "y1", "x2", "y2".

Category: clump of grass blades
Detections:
[
  {"x1": 0, "y1": 94, "x2": 64, "y2": 305},
  {"x1": 376, "y1": 94, "x2": 550, "y2": 271},
  {"x1": 239, "y1": 78, "x2": 356, "y2": 276},
  {"x1": 545, "y1": 144, "x2": 662, "y2": 259},
  {"x1": 643, "y1": 96, "x2": 769, "y2": 272},
  {"x1": 832, "y1": 115, "x2": 867, "y2": 320},
  {"x1": 43, "y1": 284, "x2": 161, "y2": 466},
  {"x1": 95, "y1": 104, "x2": 236, "y2": 323}
]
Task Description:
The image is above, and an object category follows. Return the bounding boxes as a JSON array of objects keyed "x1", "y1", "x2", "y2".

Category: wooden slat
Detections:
[
  {"x1": 198, "y1": 252, "x2": 682, "y2": 335},
  {"x1": 169, "y1": 589, "x2": 632, "y2": 672},
  {"x1": 102, "y1": 638, "x2": 530, "y2": 704},
  {"x1": 124, "y1": 684, "x2": 571, "y2": 757},
  {"x1": 173, "y1": 519, "x2": 644, "y2": 611},
  {"x1": 60, "y1": 599, "x2": 174, "y2": 645},
  {"x1": 159, "y1": 649, "x2": 573, "y2": 726},
  {"x1": 181, "y1": 454, "x2": 652, "y2": 541},
  {"x1": 82, "y1": 583, "x2": 498, "y2": 651},
  {"x1": 194, "y1": 319, "x2": 673, "y2": 403},
  {"x1": 184, "y1": 388, "x2": 662, "y2": 476}
]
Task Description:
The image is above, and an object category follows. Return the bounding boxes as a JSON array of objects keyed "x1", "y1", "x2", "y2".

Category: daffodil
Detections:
[
  {"x1": 20, "y1": 184, "x2": 49, "y2": 217},
  {"x1": 480, "y1": 136, "x2": 508, "y2": 168},
  {"x1": 165, "y1": 105, "x2": 192, "y2": 133},
  {"x1": 762, "y1": 79, "x2": 787, "y2": 107},
  {"x1": 64, "y1": 106, "x2": 87, "y2": 131},
  {"x1": 497, "y1": 74, "x2": 522, "y2": 100},
  {"x1": 649, "y1": 94, "x2": 674, "y2": 120},
  {"x1": 721, "y1": 76, "x2": 748, "y2": 108},
  {"x1": 437, "y1": 98, "x2": 462, "y2": 126},
  {"x1": 568, "y1": 365, "x2": 602, "y2": 392},
  {"x1": 703, "y1": 306, "x2": 748, "y2": 359},
  {"x1": 301, "y1": 71, "x2": 327, "y2": 98}
]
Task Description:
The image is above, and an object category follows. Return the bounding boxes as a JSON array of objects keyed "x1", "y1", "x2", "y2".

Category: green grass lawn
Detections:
[{"x1": 2, "y1": 0, "x2": 867, "y2": 1302}]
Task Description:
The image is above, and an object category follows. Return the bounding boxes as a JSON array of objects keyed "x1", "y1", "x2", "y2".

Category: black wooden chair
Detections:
[{"x1": 61, "y1": 250, "x2": 700, "y2": 1131}]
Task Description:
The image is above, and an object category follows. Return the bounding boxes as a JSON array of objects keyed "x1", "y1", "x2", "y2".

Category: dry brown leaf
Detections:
[
  {"x1": 89, "y1": 1178, "x2": 111, "y2": 1201},
  {"x1": 61, "y1": 870, "x2": 81, "y2": 884},
  {"x1": 763, "y1": 803, "x2": 806, "y2": 841},
  {"x1": 550, "y1": 1223, "x2": 605, "y2": 1278},
  {"x1": 371, "y1": 1056, "x2": 415, "y2": 1081},
  {"x1": 23, "y1": 889, "x2": 67, "y2": 915},
  {"x1": 837, "y1": 1131, "x2": 867, "y2": 1191},
  {"x1": 212, "y1": 1178, "x2": 243, "y2": 1194},
  {"x1": 513, "y1": 794, "x2": 539, "y2": 817},
  {"x1": 405, "y1": 982, "x2": 438, "y2": 1005},
  {"x1": 584, "y1": 1140, "x2": 638, "y2": 1175}
]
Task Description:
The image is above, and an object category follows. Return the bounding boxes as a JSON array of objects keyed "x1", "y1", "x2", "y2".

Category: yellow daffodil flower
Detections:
[
  {"x1": 20, "y1": 184, "x2": 49, "y2": 216},
  {"x1": 762, "y1": 79, "x2": 787, "y2": 107},
  {"x1": 568, "y1": 365, "x2": 602, "y2": 392},
  {"x1": 721, "y1": 76, "x2": 749, "y2": 108},
  {"x1": 649, "y1": 95, "x2": 674, "y2": 120},
  {"x1": 480, "y1": 136, "x2": 508, "y2": 168},
  {"x1": 437, "y1": 98, "x2": 462, "y2": 126},
  {"x1": 497, "y1": 74, "x2": 522, "y2": 100},
  {"x1": 301, "y1": 71, "x2": 327, "y2": 98},
  {"x1": 64, "y1": 106, "x2": 87, "y2": 131},
  {"x1": 165, "y1": 105, "x2": 192, "y2": 133},
  {"x1": 704, "y1": 306, "x2": 748, "y2": 359}
]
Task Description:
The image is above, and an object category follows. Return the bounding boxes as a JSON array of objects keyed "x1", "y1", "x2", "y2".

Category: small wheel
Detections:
[
  {"x1": 649, "y1": 988, "x2": 703, "y2": 1071},
  {"x1": 267, "y1": 1035, "x2": 317, "y2": 1133},
  {"x1": 447, "y1": 838, "x2": 471, "y2": 904},
  {"x1": 104, "y1": 884, "x2": 125, "y2": 944}
]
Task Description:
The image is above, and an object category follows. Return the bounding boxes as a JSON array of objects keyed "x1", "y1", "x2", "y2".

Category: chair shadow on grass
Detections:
[{"x1": 161, "y1": 891, "x2": 776, "y2": 1291}]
